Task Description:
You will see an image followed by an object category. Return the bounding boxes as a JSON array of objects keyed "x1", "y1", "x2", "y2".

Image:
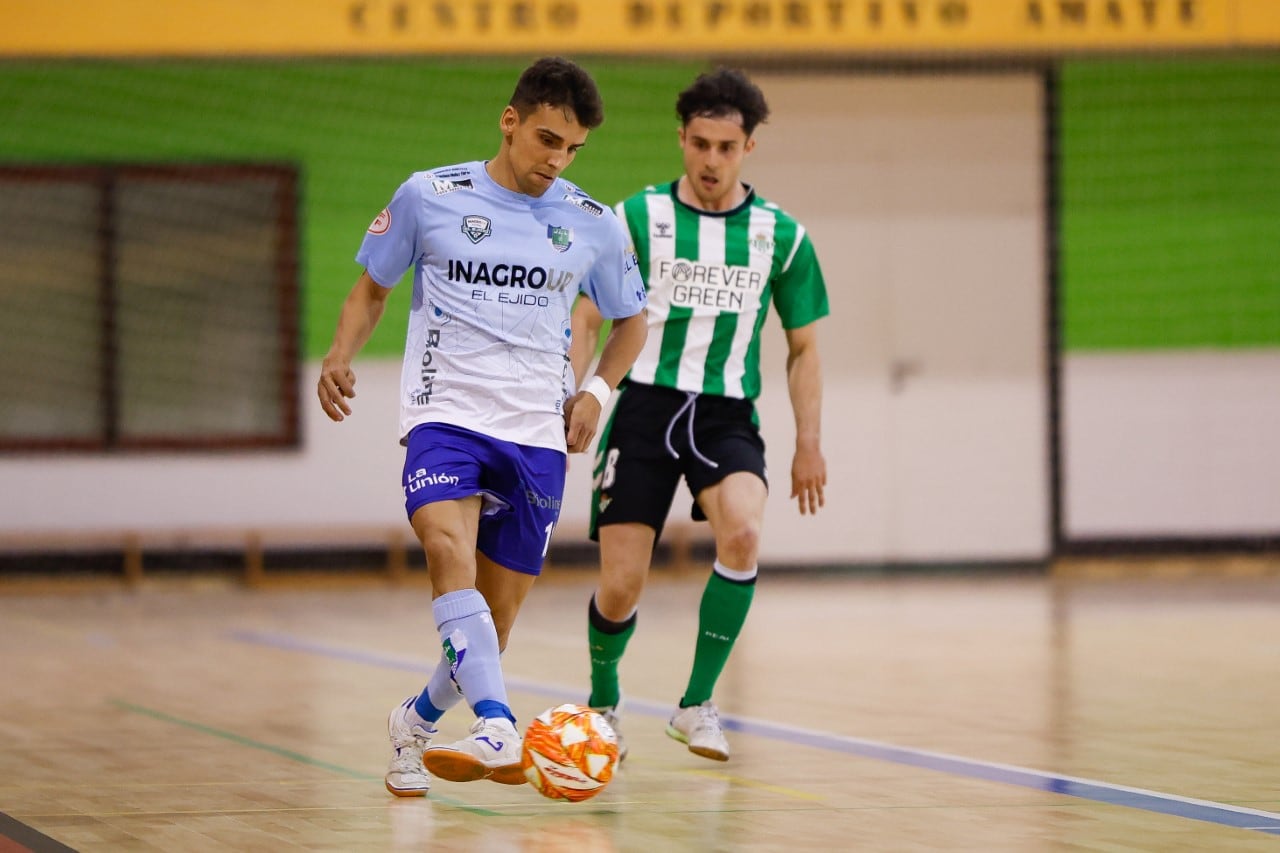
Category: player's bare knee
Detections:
[
  {"x1": 418, "y1": 526, "x2": 472, "y2": 569},
  {"x1": 716, "y1": 521, "x2": 761, "y2": 568},
  {"x1": 596, "y1": 585, "x2": 641, "y2": 621}
]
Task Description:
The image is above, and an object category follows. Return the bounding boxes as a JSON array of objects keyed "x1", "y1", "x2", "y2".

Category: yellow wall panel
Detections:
[{"x1": 2, "y1": 0, "x2": 1277, "y2": 58}]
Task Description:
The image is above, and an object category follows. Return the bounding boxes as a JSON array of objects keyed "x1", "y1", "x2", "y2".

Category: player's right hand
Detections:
[
  {"x1": 563, "y1": 392, "x2": 602, "y2": 453},
  {"x1": 318, "y1": 359, "x2": 357, "y2": 422}
]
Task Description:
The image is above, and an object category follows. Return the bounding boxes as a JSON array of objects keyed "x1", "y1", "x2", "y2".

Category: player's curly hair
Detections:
[
  {"x1": 676, "y1": 68, "x2": 770, "y2": 136},
  {"x1": 510, "y1": 57, "x2": 605, "y2": 129}
]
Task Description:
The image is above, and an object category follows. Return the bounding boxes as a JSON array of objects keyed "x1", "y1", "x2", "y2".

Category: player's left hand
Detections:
[
  {"x1": 563, "y1": 392, "x2": 602, "y2": 454},
  {"x1": 791, "y1": 444, "x2": 826, "y2": 515}
]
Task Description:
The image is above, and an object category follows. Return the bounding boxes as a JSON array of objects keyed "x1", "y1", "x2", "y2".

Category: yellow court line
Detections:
[{"x1": 685, "y1": 768, "x2": 825, "y2": 802}]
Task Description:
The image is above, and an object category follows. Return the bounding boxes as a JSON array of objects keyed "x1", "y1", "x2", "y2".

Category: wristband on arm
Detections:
[{"x1": 582, "y1": 375, "x2": 611, "y2": 408}]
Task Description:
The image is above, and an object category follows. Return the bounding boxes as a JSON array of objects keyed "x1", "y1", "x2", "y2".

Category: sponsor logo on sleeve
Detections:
[{"x1": 368, "y1": 208, "x2": 391, "y2": 234}]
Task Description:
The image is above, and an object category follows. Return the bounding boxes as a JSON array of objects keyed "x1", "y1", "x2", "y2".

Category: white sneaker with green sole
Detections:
[{"x1": 666, "y1": 700, "x2": 729, "y2": 761}]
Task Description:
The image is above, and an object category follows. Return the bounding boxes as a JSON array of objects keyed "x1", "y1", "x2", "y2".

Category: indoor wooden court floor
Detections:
[{"x1": 2, "y1": 565, "x2": 1279, "y2": 851}]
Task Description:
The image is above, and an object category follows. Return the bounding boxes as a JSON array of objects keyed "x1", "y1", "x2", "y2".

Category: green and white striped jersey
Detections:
[{"x1": 616, "y1": 181, "x2": 828, "y2": 399}]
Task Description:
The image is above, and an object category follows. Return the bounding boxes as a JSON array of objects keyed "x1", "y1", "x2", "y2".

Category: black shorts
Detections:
[{"x1": 589, "y1": 380, "x2": 768, "y2": 541}]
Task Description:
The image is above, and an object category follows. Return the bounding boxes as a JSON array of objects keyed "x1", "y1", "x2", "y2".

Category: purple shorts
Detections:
[{"x1": 402, "y1": 422, "x2": 565, "y2": 576}]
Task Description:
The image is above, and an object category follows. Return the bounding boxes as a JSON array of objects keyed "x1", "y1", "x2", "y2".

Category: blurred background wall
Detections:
[{"x1": 1, "y1": 1, "x2": 1277, "y2": 570}]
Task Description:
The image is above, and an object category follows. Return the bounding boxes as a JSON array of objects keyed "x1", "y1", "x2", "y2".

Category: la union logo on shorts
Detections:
[{"x1": 462, "y1": 215, "x2": 492, "y2": 244}]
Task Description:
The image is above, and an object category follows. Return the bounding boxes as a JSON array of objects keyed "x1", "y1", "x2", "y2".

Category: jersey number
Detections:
[
  {"x1": 542, "y1": 521, "x2": 555, "y2": 558},
  {"x1": 599, "y1": 448, "x2": 621, "y2": 490}
]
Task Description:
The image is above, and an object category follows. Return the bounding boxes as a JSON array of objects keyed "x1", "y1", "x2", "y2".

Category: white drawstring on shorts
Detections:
[{"x1": 662, "y1": 391, "x2": 719, "y2": 468}]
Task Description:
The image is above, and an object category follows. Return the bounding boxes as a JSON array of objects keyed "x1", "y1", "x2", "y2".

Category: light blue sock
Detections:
[
  {"x1": 412, "y1": 655, "x2": 464, "y2": 724},
  {"x1": 432, "y1": 589, "x2": 514, "y2": 722}
]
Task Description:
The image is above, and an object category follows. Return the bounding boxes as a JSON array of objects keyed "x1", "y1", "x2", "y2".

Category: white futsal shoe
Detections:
[
  {"x1": 423, "y1": 716, "x2": 525, "y2": 785},
  {"x1": 666, "y1": 700, "x2": 730, "y2": 761},
  {"x1": 591, "y1": 696, "x2": 629, "y2": 764},
  {"x1": 385, "y1": 696, "x2": 437, "y2": 797}
]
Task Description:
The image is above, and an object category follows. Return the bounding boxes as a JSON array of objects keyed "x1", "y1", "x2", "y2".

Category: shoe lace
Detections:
[
  {"x1": 391, "y1": 732, "x2": 431, "y2": 775},
  {"x1": 694, "y1": 703, "x2": 721, "y2": 733},
  {"x1": 472, "y1": 717, "x2": 517, "y2": 741},
  {"x1": 393, "y1": 723, "x2": 434, "y2": 752}
]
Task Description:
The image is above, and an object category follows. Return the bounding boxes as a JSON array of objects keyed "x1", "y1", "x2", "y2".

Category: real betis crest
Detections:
[
  {"x1": 749, "y1": 232, "x2": 774, "y2": 254},
  {"x1": 547, "y1": 224, "x2": 573, "y2": 253}
]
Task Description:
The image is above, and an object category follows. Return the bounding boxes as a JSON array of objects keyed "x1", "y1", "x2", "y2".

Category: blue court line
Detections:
[
  {"x1": 227, "y1": 629, "x2": 1280, "y2": 836},
  {"x1": 722, "y1": 716, "x2": 1280, "y2": 836}
]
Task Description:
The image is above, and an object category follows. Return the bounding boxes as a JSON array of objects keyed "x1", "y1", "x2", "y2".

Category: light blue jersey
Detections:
[{"x1": 357, "y1": 162, "x2": 646, "y2": 452}]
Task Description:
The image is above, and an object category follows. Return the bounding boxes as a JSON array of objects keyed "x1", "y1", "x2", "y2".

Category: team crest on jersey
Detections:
[
  {"x1": 368, "y1": 208, "x2": 391, "y2": 235},
  {"x1": 461, "y1": 215, "x2": 492, "y2": 243},
  {"x1": 432, "y1": 178, "x2": 474, "y2": 195},
  {"x1": 564, "y1": 193, "x2": 604, "y2": 217},
  {"x1": 749, "y1": 232, "x2": 775, "y2": 254},
  {"x1": 547, "y1": 225, "x2": 573, "y2": 253}
]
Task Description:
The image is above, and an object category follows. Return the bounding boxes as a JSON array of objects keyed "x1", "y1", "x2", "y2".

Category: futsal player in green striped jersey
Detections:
[{"x1": 570, "y1": 68, "x2": 829, "y2": 761}]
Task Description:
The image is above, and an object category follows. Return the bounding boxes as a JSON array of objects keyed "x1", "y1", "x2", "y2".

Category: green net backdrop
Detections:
[
  {"x1": 1060, "y1": 56, "x2": 1280, "y2": 350},
  {"x1": 0, "y1": 58, "x2": 700, "y2": 359}
]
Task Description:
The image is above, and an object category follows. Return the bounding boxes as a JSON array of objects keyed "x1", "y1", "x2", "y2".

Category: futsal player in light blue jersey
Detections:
[{"x1": 317, "y1": 57, "x2": 648, "y2": 796}]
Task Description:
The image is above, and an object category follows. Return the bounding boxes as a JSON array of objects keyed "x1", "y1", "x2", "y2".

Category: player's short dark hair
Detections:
[
  {"x1": 509, "y1": 57, "x2": 605, "y2": 130},
  {"x1": 676, "y1": 68, "x2": 770, "y2": 137}
]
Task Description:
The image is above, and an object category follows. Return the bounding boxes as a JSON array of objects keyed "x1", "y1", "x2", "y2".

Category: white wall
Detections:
[
  {"x1": 742, "y1": 72, "x2": 1050, "y2": 562},
  {"x1": 0, "y1": 360, "x2": 408, "y2": 537},
  {"x1": 1063, "y1": 351, "x2": 1280, "y2": 538}
]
